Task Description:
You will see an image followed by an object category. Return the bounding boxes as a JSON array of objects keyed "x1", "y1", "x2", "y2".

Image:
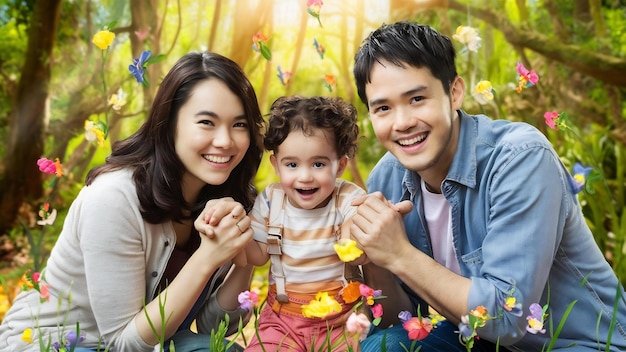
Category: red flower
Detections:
[{"x1": 403, "y1": 317, "x2": 433, "y2": 341}]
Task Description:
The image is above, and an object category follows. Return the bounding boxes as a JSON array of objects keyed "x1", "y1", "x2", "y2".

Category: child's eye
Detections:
[
  {"x1": 313, "y1": 162, "x2": 325, "y2": 168},
  {"x1": 286, "y1": 162, "x2": 297, "y2": 168}
]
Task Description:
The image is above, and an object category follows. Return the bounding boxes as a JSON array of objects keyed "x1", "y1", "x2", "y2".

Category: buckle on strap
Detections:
[{"x1": 267, "y1": 231, "x2": 283, "y2": 255}]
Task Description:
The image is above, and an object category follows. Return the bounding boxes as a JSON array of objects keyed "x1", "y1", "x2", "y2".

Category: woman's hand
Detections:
[{"x1": 194, "y1": 197, "x2": 254, "y2": 267}]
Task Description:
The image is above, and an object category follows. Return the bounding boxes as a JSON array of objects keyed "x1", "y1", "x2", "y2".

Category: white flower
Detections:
[
  {"x1": 37, "y1": 208, "x2": 57, "y2": 226},
  {"x1": 108, "y1": 88, "x2": 127, "y2": 111},
  {"x1": 453, "y1": 26, "x2": 482, "y2": 52}
]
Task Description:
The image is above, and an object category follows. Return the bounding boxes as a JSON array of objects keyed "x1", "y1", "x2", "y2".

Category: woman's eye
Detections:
[
  {"x1": 199, "y1": 120, "x2": 214, "y2": 126},
  {"x1": 234, "y1": 122, "x2": 247, "y2": 128}
]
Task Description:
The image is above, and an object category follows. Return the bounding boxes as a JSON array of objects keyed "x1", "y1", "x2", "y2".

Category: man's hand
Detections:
[{"x1": 350, "y1": 192, "x2": 413, "y2": 270}]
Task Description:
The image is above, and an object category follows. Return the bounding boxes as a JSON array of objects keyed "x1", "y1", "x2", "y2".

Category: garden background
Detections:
[{"x1": 0, "y1": 0, "x2": 625, "y2": 323}]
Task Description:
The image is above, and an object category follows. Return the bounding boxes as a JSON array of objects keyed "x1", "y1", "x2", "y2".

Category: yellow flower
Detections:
[
  {"x1": 333, "y1": 238, "x2": 363, "y2": 262},
  {"x1": 92, "y1": 30, "x2": 115, "y2": 50},
  {"x1": 84, "y1": 120, "x2": 105, "y2": 147},
  {"x1": 21, "y1": 328, "x2": 33, "y2": 343},
  {"x1": 472, "y1": 80, "x2": 494, "y2": 105},
  {"x1": 301, "y1": 292, "x2": 342, "y2": 318},
  {"x1": 430, "y1": 314, "x2": 446, "y2": 326},
  {"x1": 0, "y1": 290, "x2": 10, "y2": 321}
]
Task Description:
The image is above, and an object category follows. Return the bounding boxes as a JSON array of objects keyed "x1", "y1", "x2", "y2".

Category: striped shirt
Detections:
[{"x1": 251, "y1": 180, "x2": 366, "y2": 294}]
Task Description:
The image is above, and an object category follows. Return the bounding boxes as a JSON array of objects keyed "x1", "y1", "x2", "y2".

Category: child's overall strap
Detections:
[{"x1": 267, "y1": 188, "x2": 289, "y2": 303}]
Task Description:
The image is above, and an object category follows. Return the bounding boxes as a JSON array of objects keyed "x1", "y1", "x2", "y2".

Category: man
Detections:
[{"x1": 350, "y1": 21, "x2": 626, "y2": 351}]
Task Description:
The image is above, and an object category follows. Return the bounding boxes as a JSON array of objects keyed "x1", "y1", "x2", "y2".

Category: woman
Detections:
[{"x1": 0, "y1": 51, "x2": 264, "y2": 351}]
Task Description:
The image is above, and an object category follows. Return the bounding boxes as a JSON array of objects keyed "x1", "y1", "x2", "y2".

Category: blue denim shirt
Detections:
[{"x1": 367, "y1": 111, "x2": 626, "y2": 351}]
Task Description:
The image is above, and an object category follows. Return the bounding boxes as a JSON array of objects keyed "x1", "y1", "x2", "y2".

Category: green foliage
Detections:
[{"x1": 0, "y1": 0, "x2": 34, "y2": 28}]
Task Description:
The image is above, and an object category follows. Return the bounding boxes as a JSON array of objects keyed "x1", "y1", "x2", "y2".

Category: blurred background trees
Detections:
[{"x1": 0, "y1": 0, "x2": 624, "y2": 295}]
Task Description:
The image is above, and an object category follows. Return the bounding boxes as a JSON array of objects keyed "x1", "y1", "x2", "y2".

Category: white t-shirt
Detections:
[{"x1": 421, "y1": 179, "x2": 461, "y2": 275}]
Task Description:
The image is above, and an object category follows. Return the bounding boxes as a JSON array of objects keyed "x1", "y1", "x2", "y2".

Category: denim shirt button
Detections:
[
  {"x1": 164, "y1": 240, "x2": 169, "y2": 247},
  {"x1": 151, "y1": 271, "x2": 158, "y2": 277}
]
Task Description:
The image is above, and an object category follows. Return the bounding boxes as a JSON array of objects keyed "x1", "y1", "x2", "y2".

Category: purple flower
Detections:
[
  {"x1": 129, "y1": 50, "x2": 152, "y2": 83},
  {"x1": 398, "y1": 310, "x2": 412, "y2": 323},
  {"x1": 526, "y1": 303, "x2": 546, "y2": 334},
  {"x1": 52, "y1": 330, "x2": 86, "y2": 351},
  {"x1": 238, "y1": 290, "x2": 258, "y2": 311},
  {"x1": 457, "y1": 315, "x2": 474, "y2": 338}
]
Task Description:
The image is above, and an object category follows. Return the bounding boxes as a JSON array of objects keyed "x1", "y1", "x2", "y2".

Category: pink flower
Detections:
[
  {"x1": 32, "y1": 272, "x2": 41, "y2": 283},
  {"x1": 39, "y1": 283, "x2": 50, "y2": 302},
  {"x1": 306, "y1": 0, "x2": 323, "y2": 27},
  {"x1": 37, "y1": 158, "x2": 56, "y2": 175},
  {"x1": 403, "y1": 316, "x2": 433, "y2": 341},
  {"x1": 371, "y1": 303, "x2": 383, "y2": 319},
  {"x1": 359, "y1": 283, "x2": 381, "y2": 305},
  {"x1": 37, "y1": 157, "x2": 64, "y2": 177},
  {"x1": 345, "y1": 312, "x2": 371, "y2": 341},
  {"x1": 544, "y1": 111, "x2": 560, "y2": 130},
  {"x1": 516, "y1": 62, "x2": 539, "y2": 93},
  {"x1": 135, "y1": 27, "x2": 150, "y2": 41},
  {"x1": 306, "y1": 0, "x2": 323, "y2": 14}
]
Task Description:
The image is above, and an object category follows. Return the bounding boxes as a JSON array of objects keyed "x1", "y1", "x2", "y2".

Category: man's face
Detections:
[{"x1": 365, "y1": 60, "x2": 464, "y2": 185}]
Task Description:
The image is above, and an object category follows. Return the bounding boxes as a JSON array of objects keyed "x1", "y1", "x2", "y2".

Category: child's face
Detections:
[{"x1": 270, "y1": 128, "x2": 347, "y2": 210}]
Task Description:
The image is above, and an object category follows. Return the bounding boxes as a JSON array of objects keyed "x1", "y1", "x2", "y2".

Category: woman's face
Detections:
[{"x1": 174, "y1": 78, "x2": 250, "y2": 201}]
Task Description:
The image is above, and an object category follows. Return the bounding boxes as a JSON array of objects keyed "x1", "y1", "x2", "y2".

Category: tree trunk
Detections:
[{"x1": 0, "y1": 0, "x2": 62, "y2": 236}]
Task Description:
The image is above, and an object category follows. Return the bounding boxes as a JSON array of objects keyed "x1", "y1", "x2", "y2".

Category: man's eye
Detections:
[{"x1": 373, "y1": 106, "x2": 389, "y2": 113}]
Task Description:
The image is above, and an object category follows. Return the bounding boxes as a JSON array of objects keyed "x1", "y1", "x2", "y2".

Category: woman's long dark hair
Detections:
[{"x1": 86, "y1": 52, "x2": 264, "y2": 223}]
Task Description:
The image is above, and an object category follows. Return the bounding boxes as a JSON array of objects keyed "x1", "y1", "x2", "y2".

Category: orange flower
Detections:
[
  {"x1": 341, "y1": 281, "x2": 362, "y2": 304},
  {"x1": 323, "y1": 74, "x2": 336, "y2": 92}
]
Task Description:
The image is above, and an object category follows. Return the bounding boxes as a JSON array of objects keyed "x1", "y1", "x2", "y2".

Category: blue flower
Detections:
[
  {"x1": 129, "y1": 50, "x2": 152, "y2": 83},
  {"x1": 569, "y1": 162, "x2": 593, "y2": 194}
]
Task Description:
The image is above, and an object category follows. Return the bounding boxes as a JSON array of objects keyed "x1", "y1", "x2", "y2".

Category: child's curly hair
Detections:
[{"x1": 265, "y1": 95, "x2": 359, "y2": 158}]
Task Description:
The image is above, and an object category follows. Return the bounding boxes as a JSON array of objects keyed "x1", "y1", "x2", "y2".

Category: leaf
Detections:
[
  {"x1": 106, "y1": 21, "x2": 118, "y2": 30},
  {"x1": 144, "y1": 53, "x2": 167, "y2": 66},
  {"x1": 260, "y1": 42, "x2": 272, "y2": 61}
]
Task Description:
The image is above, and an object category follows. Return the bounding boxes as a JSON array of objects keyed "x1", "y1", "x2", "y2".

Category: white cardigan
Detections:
[{"x1": 0, "y1": 169, "x2": 246, "y2": 351}]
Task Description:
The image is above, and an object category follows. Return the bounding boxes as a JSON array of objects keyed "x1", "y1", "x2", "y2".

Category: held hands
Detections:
[
  {"x1": 350, "y1": 192, "x2": 413, "y2": 268},
  {"x1": 194, "y1": 197, "x2": 253, "y2": 267}
]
